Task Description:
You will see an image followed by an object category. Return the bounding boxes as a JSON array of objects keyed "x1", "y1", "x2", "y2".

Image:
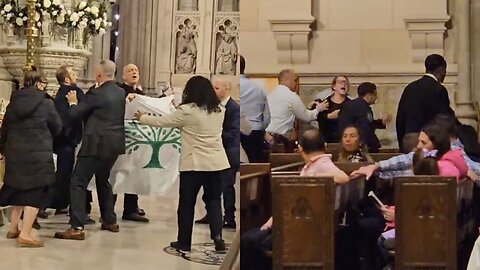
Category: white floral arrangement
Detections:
[
  {"x1": 0, "y1": 0, "x2": 110, "y2": 36},
  {"x1": 66, "y1": 0, "x2": 111, "y2": 36}
]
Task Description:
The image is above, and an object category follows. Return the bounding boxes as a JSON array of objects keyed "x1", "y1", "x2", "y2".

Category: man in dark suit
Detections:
[
  {"x1": 55, "y1": 60, "x2": 126, "y2": 240},
  {"x1": 51, "y1": 65, "x2": 91, "y2": 218},
  {"x1": 338, "y1": 82, "x2": 391, "y2": 153},
  {"x1": 396, "y1": 54, "x2": 456, "y2": 152},
  {"x1": 196, "y1": 79, "x2": 240, "y2": 229},
  {"x1": 111, "y1": 63, "x2": 149, "y2": 223}
]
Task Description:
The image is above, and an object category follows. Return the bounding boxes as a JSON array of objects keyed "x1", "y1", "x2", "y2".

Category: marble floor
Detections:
[{"x1": 0, "y1": 182, "x2": 238, "y2": 270}]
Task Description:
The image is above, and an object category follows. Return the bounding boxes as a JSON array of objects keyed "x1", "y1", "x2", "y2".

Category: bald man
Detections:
[
  {"x1": 55, "y1": 60, "x2": 125, "y2": 240},
  {"x1": 195, "y1": 79, "x2": 240, "y2": 229},
  {"x1": 115, "y1": 64, "x2": 149, "y2": 223},
  {"x1": 266, "y1": 69, "x2": 327, "y2": 151}
]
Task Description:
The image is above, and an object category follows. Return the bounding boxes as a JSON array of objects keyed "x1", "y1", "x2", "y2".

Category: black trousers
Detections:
[
  {"x1": 221, "y1": 167, "x2": 237, "y2": 223},
  {"x1": 356, "y1": 207, "x2": 386, "y2": 269},
  {"x1": 240, "y1": 228, "x2": 272, "y2": 270},
  {"x1": 52, "y1": 144, "x2": 75, "y2": 210},
  {"x1": 69, "y1": 155, "x2": 118, "y2": 228},
  {"x1": 113, "y1": 193, "x2": 139, "y2": 216},
  {"x1": 241, "y1": 130, "x2": 267, "y2": 162},
  {"x1": 177, "y1": 170, "x2": 223, "y2": 246}
]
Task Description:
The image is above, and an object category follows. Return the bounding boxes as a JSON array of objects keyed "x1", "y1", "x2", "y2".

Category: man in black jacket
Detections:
[
  {"x1": 196, "y1": 79, "x2": 240, "y2": 229},
  {"x1": 338, "y1": 82, "x2": 390, "y2": 153},
  {"x1": 51, "y1": 66, "x2": 86, "y2": 216},
  {"x1": 55, "y1": 60, "x2": 126, "y2": 240},
  {"x1": 396, "y1": 54, "x2": 456, "y2": 152},
  {"x1": 115, "y1": 63, "x2": 149, "y2": 223}
]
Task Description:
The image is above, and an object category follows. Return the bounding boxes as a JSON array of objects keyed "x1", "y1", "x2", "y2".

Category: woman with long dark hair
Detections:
[
  {"x1": 0, "y1": 67, "x2": 62, "y2": 247},
  {"x1": 134, "y1": 76, "x2": 229, "y2": 253}
]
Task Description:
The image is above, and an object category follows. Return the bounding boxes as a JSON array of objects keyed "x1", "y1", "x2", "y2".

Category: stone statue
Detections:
[
  {"x1": 41, "y1": 13, "x2": 52, "y2": 46},
  {"x1": 215, "y1": 32, "x2": 237, "y2": 75},
  {"x1": 175, "y1": 24, "x2": 197, "y2": 74},
  {"x1": 178, "y1": 0, "x2": 198, "y2": 11},
  {"x1": 219, "y1": 0, "x2": 239, "y2": 11}
]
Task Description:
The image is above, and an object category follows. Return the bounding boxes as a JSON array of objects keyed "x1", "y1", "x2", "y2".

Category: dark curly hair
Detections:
[{"x1": 180, "y1": 76, "x2": 221, "y2": 113}]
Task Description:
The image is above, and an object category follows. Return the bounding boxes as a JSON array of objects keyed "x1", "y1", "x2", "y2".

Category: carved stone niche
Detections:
[
  {"x1": 269, "y1": 18, "x2": 314, "y2": 65},
  {"x1": 214, "y1": 18, "x2": 238, "y2": 75},
  {"x1": 404, "y1": 15, "x2": 450, "y2": 63},
  {"x1": 174, "y1": 18, "x2": 199, "y2": 74}
]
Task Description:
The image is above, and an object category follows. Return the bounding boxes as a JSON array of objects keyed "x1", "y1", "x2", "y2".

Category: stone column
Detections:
[
  {"x1": 455, "y1": 0, "x2": 477, "y2": 126},
  {"x1": 154, "y1": 0, "x2": 175, "y2": 87}
]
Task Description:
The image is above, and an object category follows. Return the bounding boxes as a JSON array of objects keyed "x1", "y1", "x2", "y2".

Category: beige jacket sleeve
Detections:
[{"x1": 139, "y1": 105, "x2": 187, "y2": 128}]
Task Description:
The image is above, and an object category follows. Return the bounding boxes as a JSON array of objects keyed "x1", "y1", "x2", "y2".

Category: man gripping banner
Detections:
[{"x1": 89, "y1": 94, "x2": 181, "y2": 195}]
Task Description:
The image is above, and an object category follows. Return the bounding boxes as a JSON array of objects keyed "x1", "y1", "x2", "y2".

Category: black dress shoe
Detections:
[
  {"x1": 122, "y1": 213, "x2": 149, "y2": 223},
  {"x1": 32, "y1": 219, "x2": 41, "y2": 230},
  {"x1": 223, "y1": 221, "x2": 236, "y2": 230},
  {"x1": 195, "y1": 215, "x2": 209, "y2": 224},
  {"x1": 85, "y1": 217, "x2": 96, "y2": 225},
  {"x1": 170, "y1": 241, "x2": 191, "y2": 252},
  {"x1": 214, "y1": 239, "x2": 226, "y2": 253},
  {"x1": 37, "y1": 210, "x2": 48, "y2": 219},
  {"x1": 137, "y1": 208, "x2": 146, "y2": 216}
]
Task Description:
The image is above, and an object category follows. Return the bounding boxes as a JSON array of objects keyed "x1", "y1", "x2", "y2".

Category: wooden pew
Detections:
[
  {"x1": 269, "y1": 153, "x2": 303, "y2": 169},
  {"x1": 394, "y1": 176, "x2": 477, "y2": 269},
  {"x1": 370, "y1": 152, "x2": 401, "y2": 162},
  {"x1": 240, "y1": 163, "x2": 271, "y2": 234},
  {"x1": 271, "y1": 175, "x2": 335, "y2": 270},
  {"x1": 379, "y1": 148, "x2": 400, "y2": 153}
]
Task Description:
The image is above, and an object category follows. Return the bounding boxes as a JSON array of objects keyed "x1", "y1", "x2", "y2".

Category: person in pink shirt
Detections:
[
  {"x1": 378, "y1": 122, "x2": 468, "y2": 269},
  {"x1": 241, "y1": 128, "x2": 349, "y2": 270}
]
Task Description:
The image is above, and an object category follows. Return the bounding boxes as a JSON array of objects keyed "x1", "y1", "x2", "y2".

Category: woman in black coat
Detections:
[{"x1": 0, "y1": 68, "x2": 62, "y2": 247}]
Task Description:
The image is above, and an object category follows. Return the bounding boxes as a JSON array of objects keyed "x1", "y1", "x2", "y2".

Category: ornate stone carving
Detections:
[
  {"x1": 41, "y1": 14, "x2": 52, "y2": 47},
  {"x1": 178, "y1": 0, "x2": 198, "y2": 11},
  {"x1": 215, "y1": 19, "x2": 238, "y2": 75},
  {"x1": 175, "y1": 18, "x2": 198, "y2": 74},
  {"x1": 404, "y1": 16, "x2": 450, "y2": 63}
]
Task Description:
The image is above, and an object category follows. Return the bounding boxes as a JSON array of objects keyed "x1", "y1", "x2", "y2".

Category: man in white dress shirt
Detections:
[{"x1": 265, "y1": 69, "x2": 327, "y2": 151}]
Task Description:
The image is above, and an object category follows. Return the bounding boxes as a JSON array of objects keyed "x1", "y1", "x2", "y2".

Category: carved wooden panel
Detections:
[
  {"x1": 395, "y1": 176, "x2": 456, "y2": 270},
  {"x1": 272, "y1": 176, "x2": 335, "y2": 270},
  {"x1": 240, "y1": 164, "x2": 271, "y2": 234}
]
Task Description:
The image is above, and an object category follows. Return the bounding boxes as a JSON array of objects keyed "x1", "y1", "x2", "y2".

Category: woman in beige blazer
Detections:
[{"x1": 134, "y1": 76, "x2": 230, "y2": 253}]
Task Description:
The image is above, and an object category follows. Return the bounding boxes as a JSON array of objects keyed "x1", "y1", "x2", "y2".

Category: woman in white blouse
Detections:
[{"x1": 134, "y1": 76, "x2": 230, "y2": 253}]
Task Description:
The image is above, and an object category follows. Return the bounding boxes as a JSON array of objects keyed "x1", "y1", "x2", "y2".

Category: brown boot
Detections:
[
  {"x1": 101, "y1": 223, "x2": 120, "y2": 233},
  {"x1": 54, "y1": 228, "x2": 86, "y2": 240},
  {"x1": 17, "y1": 237, "x2": 44, "y2": 248}
]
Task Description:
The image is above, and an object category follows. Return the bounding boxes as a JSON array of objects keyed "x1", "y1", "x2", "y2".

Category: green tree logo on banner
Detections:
[{"x1": 125, "y1": 120, "x2": 181, "y2": 169}]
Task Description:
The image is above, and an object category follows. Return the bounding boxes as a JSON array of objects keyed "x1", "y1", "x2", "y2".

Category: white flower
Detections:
[
  {"x1": 23, "y1": 16, "x2": 27, "y2": 21},
  {"x1": 43, "y1": 0, "x2": 52, "y2": 8},
  {"x1": 90, "y1": 6, "x2": 99, "y2": 16},
  {"x1": 79, "y1": 21, "x2": 87, "y2": 27},
  {"x1": 78, "y1": 11, "x2": 84, "y2": 16},
  {"x1": 19, "y1": 13, "x2": 23, "y2": 17},
  {"x1": 6, "y1": 13, "x2": 11, "y2": 19},
  {"x1": 67, "y1": 10, "x2": 71, "y2": 15},
  {"x1": 52, "y1": 10, "x2": 57, "y2": 16},
  {"x1": 3, "y1": 4, "x2": 11, "y2": 12},
  {"x1": 15, "y1": 17, "x2": 23, "y2": 26},
  {"x1": 94, "y1": 19, "x2": 101, "y2": 30},
  {"x1": 72, "y1": 21, "x2": 76, "y2": 26},
  {"x1": 0, "y1": 11, "x2": 4, "y2": 15},
  {"x1": 85, "y1": 7, "x2": 91, "y2": 12},
  {"x1": 53, "y1": 0, "x2": 61, "y2": 5},
  {"x1": 56, "y1": 14, "x2": 64, "y2": 24},
  {"x1": 99, "y1": 28, "x2": 106, "y2": 35},
  {"x1": 82, "y1": 18, "x2": 88, "y2": 23},
  {"x1": 70, "y1": 12, "x2": 79, "y2": 22},
  {"x1": 36, "y1": 3, "x2": 41, "y2": 7},
  {"x1": 78, "y1": 1, "x2": 87, "y2": 10},
  {"x1": 90, "y1": 20, "x2": 95, "y2": 25},
  {"x1": 107, "y1": 22, "x2": 112, "y2": 27},
  {"x1": 37, "y1": 22, "x2": 42, "y2": 27},
  {"x1": 35, "y1": 12, "x2": 41, "y2": 22},
  {"x1": 42, "y1": 11, "x2": 47, "y2": 16}
]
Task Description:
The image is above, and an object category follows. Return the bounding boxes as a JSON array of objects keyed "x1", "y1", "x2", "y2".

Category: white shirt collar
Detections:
[
  {"x1": 221, "y1": 96, "x2": 231, "y2": 106},
  {"x1": 424, "y1": 73, "x2": 438, "y2": 82}
]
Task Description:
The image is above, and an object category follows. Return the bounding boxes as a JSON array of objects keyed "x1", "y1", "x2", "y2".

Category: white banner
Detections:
[{"x1": 88, "y1": 95, "x2": 181, "y2": 195}]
